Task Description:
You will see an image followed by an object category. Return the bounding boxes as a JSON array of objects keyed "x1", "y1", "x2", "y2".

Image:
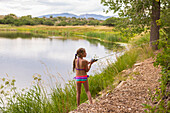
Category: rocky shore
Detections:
[{"x1": 70, "y1": 57, "x2": 161, "y2": 113}]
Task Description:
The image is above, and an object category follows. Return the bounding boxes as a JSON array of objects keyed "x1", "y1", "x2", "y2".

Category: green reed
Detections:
[
  {"x1": 85, "y1": 32, "x2": 128, "y2": 42},
  {"x1": 0, "y1": 25, "x2": 128, "y2": 43},
  {"x1": 131, "y1": 33, "x2": 150, "y2": 46}
]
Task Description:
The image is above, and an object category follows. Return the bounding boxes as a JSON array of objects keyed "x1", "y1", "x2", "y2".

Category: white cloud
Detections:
[{"x1": 0, "y1": 0, "x2": 114, "y2": 17}]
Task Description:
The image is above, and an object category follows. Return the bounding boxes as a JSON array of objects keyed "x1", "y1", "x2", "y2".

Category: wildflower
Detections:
[
  {"x1": 12, "y1": 79, "x2": 16, "y2": 83},
  {"x1": 34, "y1": 77, "x2": 38, "y2": 80},
  {"x1": 32, "y1": 81, "x2": 35, "y2": 84},
  {"x1": 4, "y1": 93, "x2": 8, "y2": 96},
  {"x1": 11, "y1": 82, "x2": 14, "y2": 86},
  {"x1": 0, "y1": 90, "x2": 4, "y2": 94},
  {"x1": 5, "y1": 81, "x2": 9, "y2": 85},
  {"x1": 38, "y1": 74, "x2": 41, "y2": 77},
  {"x1": 2, "y1": 78, "x2": 5, "y2": 81},
  {"x1": 38, "y1": 78, "x2": 41, "y2": 81},
  {"x1": 7, "y1": 91, "x2": 10, "y2": 94},
  {"x1": 0, "y1": 85, "x2": 4, "y2": 89},
  {"x1": 11, "y1": 87, "x2": 17, "y2": 91}
]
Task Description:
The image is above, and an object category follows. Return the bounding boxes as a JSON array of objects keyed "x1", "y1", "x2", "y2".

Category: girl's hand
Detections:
[
  {"x1": 88, "y1": 59, "x2": 98, "y2": 64},
  {"x1": 88, "y1": 61, "x2": 94, "y2": 64},
  {"x1": 88, "y1": 61, "x2": 92, "y2": 64}
]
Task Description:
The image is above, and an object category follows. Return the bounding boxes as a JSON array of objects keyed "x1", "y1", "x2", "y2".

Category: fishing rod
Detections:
[{"x1": 90, "y1": 37, "x2": 168, "y2": 63}]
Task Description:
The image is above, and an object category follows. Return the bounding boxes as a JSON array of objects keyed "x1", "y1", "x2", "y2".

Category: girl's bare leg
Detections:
[
  {"x1": 83, "y1": 79, "x2": 93, "y2": 104},
  {"x1": 76, "y1": 82, "x2": 81, "y2": 106}
]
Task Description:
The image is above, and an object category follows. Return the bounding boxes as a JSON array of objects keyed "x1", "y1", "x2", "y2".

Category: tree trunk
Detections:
[{"x1": 150, "y1": 0, "x2": 160, "y2": 50}]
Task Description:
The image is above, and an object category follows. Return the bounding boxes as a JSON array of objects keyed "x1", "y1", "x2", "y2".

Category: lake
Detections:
[{"x1": 0, "y1": 32, "x2": 124, "y2": 89}]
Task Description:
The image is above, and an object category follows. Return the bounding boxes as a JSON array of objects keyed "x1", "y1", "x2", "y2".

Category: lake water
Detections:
[{"x1": 0, "y1": 32, "x2": 124, "y2": 89}]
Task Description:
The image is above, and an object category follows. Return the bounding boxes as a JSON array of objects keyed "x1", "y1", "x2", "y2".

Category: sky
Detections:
[{"x1": 0, "y1": 0, "x2": 116, "y2": 17}]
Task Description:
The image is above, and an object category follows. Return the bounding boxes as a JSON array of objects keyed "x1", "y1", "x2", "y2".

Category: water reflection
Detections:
[
  {"x1": 85, "y1": 38, "x2": 123, "y2": 50},
  {"x1": 0, "y1": 32, "x2": 123, "y2": 89}
]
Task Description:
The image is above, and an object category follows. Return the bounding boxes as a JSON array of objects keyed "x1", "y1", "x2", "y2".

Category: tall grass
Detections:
[
  {"x1": 130, "y1": 33, "x2": 154, "y2": 61},
  {"x1": 85, "y1": 32, "x2": 128, "y2": 42},
  {"x1": 0, "y1": 25, "x2": 128, "y2": 43},
  {"x1": 130, "y1": 33, "x2": 150, "y2": 47}
]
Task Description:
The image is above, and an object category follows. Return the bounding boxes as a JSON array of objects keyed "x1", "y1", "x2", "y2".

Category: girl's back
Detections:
[{"x1": 75, "y1": 58, "x2": 87, "y2": 76}]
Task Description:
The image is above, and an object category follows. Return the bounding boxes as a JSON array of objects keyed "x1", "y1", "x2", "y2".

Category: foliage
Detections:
[
  {"x1": 2, "y1": 15, "x2": 16, "y2": 24},
  {"x1": 43, "y1": 19, "x2": 54, "y2": 26},
  {"x1": 0, "y1": 14, "x2": 103, "y2": 26},
  {"x1": 57, "y1": 21, "x2": 68, "y2": 26},
  {"x1": 101, "y1": 0, "x2": 168, "y2": 32},
  {"x1": 101, "y1": 0, "x2": 169, "y2": 50},
  {"x1": 85, "y1": 32, "x2": 128, "y2": 42},
  {"x1": 103, "y1": 17, "x2": 117, "y2": 26},
  {"x1": 103, "y1": 17, "x2": 126, "y2": 27},
  {"x1": 87, "y1": 20, "x2": 100, "y2": 26},
  {"x1": 131, "y1": 33, "x2": 150, "y2": 47}
]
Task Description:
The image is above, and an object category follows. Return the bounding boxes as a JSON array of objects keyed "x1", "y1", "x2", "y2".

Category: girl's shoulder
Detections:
[{"x1": 82, "y1": 59, "x2": 88, "y2": 64}]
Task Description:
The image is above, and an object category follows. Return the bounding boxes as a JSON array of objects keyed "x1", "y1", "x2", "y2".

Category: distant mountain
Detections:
[
  {"x1": 38, "y1": 13, "x2": 111, "y2": 20},
  {"x1": 79, "y1": 14, "x2": 111, "y2": 20},
  {"x1": 39, "y1": 13, "x2": 78, "y2": 18}
]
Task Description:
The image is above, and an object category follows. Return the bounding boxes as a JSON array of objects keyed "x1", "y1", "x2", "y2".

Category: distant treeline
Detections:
[{"x1": 0, "y1": 14, "x2": 126, "y2": 26}]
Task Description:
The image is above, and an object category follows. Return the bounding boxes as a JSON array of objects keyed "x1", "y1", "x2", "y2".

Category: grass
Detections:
[
  {"x1": 0, "y1": 24, "x2": 128, "y2": 43},
  {"x1": 130, "y1": 33, "x2": 150, "y2": 47},
  {"x1": 85, "y1": 32, "x2": 128, "y2": 42}
]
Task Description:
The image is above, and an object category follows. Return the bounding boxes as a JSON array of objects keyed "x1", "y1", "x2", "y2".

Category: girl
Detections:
[{"x1": 73, "y1": 48, "x2": 94, "y2": 106}]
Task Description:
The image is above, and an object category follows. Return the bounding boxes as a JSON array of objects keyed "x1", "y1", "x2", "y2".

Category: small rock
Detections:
[
  {"x1": 134, "y1": 63, "x2": 143, "y2": 66},
  {"x1": 133, "y1": 66, "x2": 139, "y2": 72},
  {"x1": 116, "y1": 81, "x2": 127, "y2": 89},
  {"x1": 128, "y1": 108, "x2": 132, "y2": 111}
]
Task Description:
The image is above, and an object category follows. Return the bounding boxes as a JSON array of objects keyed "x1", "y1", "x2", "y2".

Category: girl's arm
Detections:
[{"x1": 84, "y1": 60, "x2": 94, "y2": 72}]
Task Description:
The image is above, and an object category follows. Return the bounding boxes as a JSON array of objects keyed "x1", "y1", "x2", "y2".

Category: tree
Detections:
[
  {"x1": 88, "y1": 20, "x2": 99, "y2": 26},
  {"x1": 20, "y1": 16, "x2": 35, "y2": 25},
  {"x1": 33, "y1": 17, "x2": 45, "y2": 25},
  {"x1": 8, "y1": 13, "x2": 17, "y2": 18},
  {"x1": 43, "y1": 19, "x2": 54, "y2": 26},
  {"x1": 104, "y1": 17, "x2": 118, "y2": 26},
  {"x1": 50, "y1": 15, "x2": 53, "y2": 18},
  {"x1": 101, "y1": 0, "x2": 169, "y2": 50},
  {"x1": 57, "y1": 21, "x2": 67, "y2": 26},
  {"x1": 3, "y1": 14, "x2": 16, "y2": 24}
]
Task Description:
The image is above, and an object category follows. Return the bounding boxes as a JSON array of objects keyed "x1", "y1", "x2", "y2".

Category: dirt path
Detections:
[{"x1": 70, "y1": 57, "x2": 162, "y2": 113}]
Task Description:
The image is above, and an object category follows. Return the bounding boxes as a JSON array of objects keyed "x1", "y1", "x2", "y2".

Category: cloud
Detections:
[
  {"x1": 37, "y1": 0, "x2": 71, "y2": 6},
  {"x1": 0, "y1": 0, "x2": 114, "y2": 17}
]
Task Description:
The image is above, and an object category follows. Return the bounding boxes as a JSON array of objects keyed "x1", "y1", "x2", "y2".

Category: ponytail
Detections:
[{"x1": 73, "y1": 54, "x2": 77, "y2": 72}]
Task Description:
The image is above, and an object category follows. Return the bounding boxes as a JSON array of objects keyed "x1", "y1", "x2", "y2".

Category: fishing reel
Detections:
[{"x1": 90, "y1": 58, "x2": 98, "y2": 62}]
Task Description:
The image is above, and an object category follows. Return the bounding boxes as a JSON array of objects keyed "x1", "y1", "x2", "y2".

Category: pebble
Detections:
[{"x1": 128, "y1": 108, "x2": 132, "y2": 110}]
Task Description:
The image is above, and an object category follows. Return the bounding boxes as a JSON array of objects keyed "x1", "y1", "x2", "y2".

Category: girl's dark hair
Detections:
[{"x1": 73, "y1": 48, "x2": 85, "y2": 72}]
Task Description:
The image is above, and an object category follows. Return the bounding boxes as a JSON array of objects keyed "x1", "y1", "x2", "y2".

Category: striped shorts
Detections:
[{"x1": 74, "y1": 75, "x2": 89, "y2": 83}]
